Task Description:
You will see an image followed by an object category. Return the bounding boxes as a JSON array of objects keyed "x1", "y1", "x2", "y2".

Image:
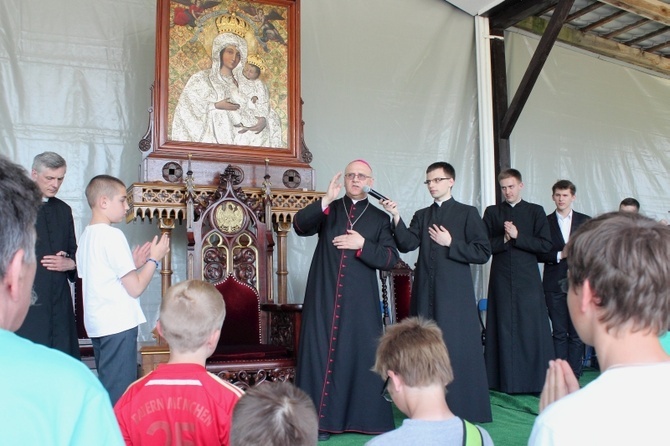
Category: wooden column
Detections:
[
  {"x1": 274, "y1": 221, "x2": 292, "y2": 304},
  {"x1": 487, "y1": 0, "x2": 574, "y2": 202},
  {"x1": 158, "y1": 218, "x2": 175, "y2": 295},
  {"x1": 489, "y1": 25, "x2": 510, "y2": 188}
]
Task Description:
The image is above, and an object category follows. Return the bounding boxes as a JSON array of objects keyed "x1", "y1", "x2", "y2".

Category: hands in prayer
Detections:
[{"x1": 539, "y1": 359, "x2": 580, "y2": 412}]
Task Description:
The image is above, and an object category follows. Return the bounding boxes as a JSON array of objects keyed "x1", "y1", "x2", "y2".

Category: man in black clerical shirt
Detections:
[
  {"x1": 380, "y1": 161, "x2": 492, "y2": 423},
  {"x1": 16, "y1": 152, "x2": 80, "y2": 358}
]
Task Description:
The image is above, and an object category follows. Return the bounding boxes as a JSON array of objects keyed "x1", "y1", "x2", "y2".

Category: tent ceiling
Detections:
[
  {"x1": 446, "y1": 0, "x2": 505, "y2": 15},
  {"x1": 469, "y1": 0, "x2": 670, "y2": 76}
]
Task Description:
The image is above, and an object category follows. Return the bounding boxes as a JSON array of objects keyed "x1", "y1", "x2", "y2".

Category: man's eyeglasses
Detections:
[
  {"x1": 344, "y1": 173, "x2": 371, "y2": 181},
  {"x1": 423, "y1": 177, "x2": 452, "y2": 185},
  {"x1": 558, "y1": 278, "x2": 570, "y2": 294},
  {"x1": 381, "y1": 376, "x2": 392, "y2": 402}
]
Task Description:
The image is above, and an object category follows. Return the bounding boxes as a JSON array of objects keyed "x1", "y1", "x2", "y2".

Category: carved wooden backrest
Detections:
[
  {"x1": 187, "y1": 167, "x2": 273, "y2": 346},
  {"x1": 188, "y1": 168, "x2": 268, "y2": 304}
]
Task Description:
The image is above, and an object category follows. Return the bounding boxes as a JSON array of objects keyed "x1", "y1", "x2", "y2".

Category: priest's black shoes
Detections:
[{"x1": 318, "y1": 431, "x2": 331, "y2": 441}]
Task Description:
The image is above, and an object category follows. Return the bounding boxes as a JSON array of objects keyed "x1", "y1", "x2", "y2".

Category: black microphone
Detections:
[{"x1": 363, "y1": 185, "x2": 388, "y2": 201}]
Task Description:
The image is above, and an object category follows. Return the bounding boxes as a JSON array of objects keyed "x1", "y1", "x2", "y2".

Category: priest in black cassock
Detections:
[
  {"x1": 16, "y1": 152, "x2": 80, "y2": 359},
  {"x1": 380, "y1": 161, "x2": 493, "y2": 423},
  {"x1": 294, "y1": 160, "x2": 399, "y2": 440},
  {"x1": 483, "y1": 168, "x2": 553, "y2": 394}
]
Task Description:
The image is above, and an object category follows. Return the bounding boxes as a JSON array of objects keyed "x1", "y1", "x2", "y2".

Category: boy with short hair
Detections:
[
  {"x1": 367, "y1": 317, "x2": 494, "y2": 446},
  {"x1": 0, "y1": 156, "x2": 124, "y2": 445},
  {"x1": 529, "y1": 212, "x2": 670, "y2": 445},
  {"x1": 76, "y1": 174, "x2": 170, "y2": 404},
  {"x1": 115, "y1": 279, "x2": 244, "y2": 445},
  {"x1": 230, "y1": 382, "x2": 318, "y2": 446}
]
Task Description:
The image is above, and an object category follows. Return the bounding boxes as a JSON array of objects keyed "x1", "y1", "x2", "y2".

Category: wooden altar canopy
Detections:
[{"x1": 126, "y1": 176, "x2": 323, "y2": 303}]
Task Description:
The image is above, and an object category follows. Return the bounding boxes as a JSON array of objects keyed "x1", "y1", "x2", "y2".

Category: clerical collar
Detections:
[
  {"x1": 42, "y1": 197, "x2": 49, "y2": 203},
  {"x1": 506, "y1": 199, "x2": 521, "y2": 207},
  {"x1": 434, "y1": 197, "x2": 452, "y2": 207},
  {"x1": 346, "y1": 196, "x2": 366, "y2": 205}
]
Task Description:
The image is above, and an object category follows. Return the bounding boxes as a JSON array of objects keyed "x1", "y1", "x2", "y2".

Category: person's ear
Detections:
[
  {"x1": 99, "y1": 195, "x2": 109, "y2": 209},
  {"x1": 207, "y1": 329, "x2": 221, "y2": 349},
  {"x1": 203, "y1": 328, "x2": 221, "y2": 356},
  {"x1": 3, "y1": 250, "x2": 26, "y2": 303},
  {"x1": 155, "y1": 319, "x2": 164, "y2": 338},
  {"x1": 388, "y1": 370, "x2": 403, "y2": 392},
  {"x1": 580, "y1": 279, "x2": 597, "y2": 312}
]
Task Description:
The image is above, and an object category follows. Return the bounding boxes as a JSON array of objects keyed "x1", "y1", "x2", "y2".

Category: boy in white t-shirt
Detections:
[
  {"x1": 529, "y1": 212, "x2": 670, "y2": 445},
  {"x1": 76, "y1": 174, "x2": 169, "y2": 405}
]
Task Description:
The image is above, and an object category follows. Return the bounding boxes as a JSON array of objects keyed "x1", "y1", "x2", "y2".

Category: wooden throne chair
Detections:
[
  {"x1": 141, "y1": 166, "x2": 301, "y2": 389},
  {"x1": 189, "y1": 166, "x2": 302, "y2": 388},
  {"x1": 379, "y1": 259, "x2": 414, "y2": 325}
]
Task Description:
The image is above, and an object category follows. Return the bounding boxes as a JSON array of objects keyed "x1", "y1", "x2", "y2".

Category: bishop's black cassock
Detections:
[{"x1": 294, "y1": 196, "x2": 399, "y2": 435}]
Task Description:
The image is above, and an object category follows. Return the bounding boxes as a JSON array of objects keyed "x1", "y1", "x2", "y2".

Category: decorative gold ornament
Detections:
[
  {"x1": 215, "y1": 201, "x2": 245, "y2": 233},
  {"x1": 216, "y1": 13, "x2": 252, "y2": 38},
  {"x1": 246, "y1": 53, "x2": 267, "y2": 73}
]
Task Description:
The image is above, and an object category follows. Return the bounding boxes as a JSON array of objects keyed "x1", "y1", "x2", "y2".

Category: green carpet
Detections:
[{"x1": 322, "y1": 368, "x2": 599, "y2": 446}]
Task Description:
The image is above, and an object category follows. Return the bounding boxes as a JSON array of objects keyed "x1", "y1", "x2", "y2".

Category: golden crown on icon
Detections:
[
  {"x1": 246, "y1": 54, "x2": 267, "y2": 73},
  {"x1": 216, "y1": 13, "x2": 252, "y2": 37}
]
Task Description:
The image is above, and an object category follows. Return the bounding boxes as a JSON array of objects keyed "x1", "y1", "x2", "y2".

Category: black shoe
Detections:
[{"x1": 318, "y1": 431, "x2": 331, "y2": 441}]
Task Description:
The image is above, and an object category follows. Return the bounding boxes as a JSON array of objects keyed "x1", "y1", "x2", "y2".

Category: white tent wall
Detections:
[
  {"x1": 1, "y1": 0, "x2": 667, "y2": 342},
  {"x1": 505, "y1": 32, "x2": 670, "y2": 220},
  {"x1": 0, "y1": 0, "x2": 162, "y2": 340},
  {"x1": 294, "y1": 0, "x2": 481, "y2": 307}
]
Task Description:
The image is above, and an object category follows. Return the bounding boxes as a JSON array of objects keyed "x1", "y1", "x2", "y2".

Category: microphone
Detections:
[{"x1": 363, "y1": 185, "x2": 388, "y2": 201}]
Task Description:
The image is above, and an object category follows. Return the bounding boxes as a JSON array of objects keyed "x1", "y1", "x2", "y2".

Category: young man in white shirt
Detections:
[
  {"x1": 537, "y1": 180, "x2": 590, "y2": 377},
  {"x1": 529, "y1": 212, "x2": 670, "y2": 445}
]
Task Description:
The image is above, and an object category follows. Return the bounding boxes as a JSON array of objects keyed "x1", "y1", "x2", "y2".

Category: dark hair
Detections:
[
  {"x1": 0, "y1": 156, "x2": 42, "y2": 278},
  {"x1": 426, "y1": 162, "x2": 456, "y2": 181},
  {"x1": 619, "y1": 197, "x2": 640, "y2": 210},
  {"x1": 552, "y1": 180, "x2": 576, "y2": 195},
  {"x1": 498, "y1": 168, "x2": 522, "y2": 182},
  {"x1": 230, "y1": 382, "x2": 318, "y2": 446},
  {"x1": 566, "y1": 212, "x2": 670, "y2": 334}
]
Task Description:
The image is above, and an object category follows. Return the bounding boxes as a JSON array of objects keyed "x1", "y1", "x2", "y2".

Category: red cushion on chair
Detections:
[
  {"x1": 393, "y1": 274, "x2": 412, "y2": 322},
  {"x1": 214, "y1": 276, "x2": 262, "y2": 348}
]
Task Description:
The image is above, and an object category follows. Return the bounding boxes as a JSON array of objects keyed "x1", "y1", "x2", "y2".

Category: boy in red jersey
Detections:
[{"x1": 114, "y1": 280, "x2": 244, "y2": 445}]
